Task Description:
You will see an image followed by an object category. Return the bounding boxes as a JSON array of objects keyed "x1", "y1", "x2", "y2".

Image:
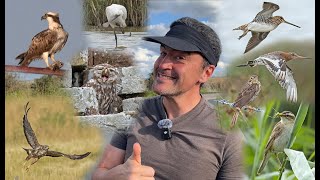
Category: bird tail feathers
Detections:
[
  {"x1": 102, "y1": 22, "x2": 110, "y2": 28},
  {"x1": 257, "y1": 152, "x2": 271, "y2": 175},
  {"x1": 230, "y1": 111, "x2": 239, "y2": 128},
  {"x1": 16, "y1": 52, "x2": 28, "y2": 65},
  {"x1": 233, "y1": 24, "x2": 248, "y2": 31}
]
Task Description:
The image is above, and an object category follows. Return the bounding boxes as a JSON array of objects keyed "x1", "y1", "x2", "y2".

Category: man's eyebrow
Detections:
[{"x1": 160, "y1": 45, "x2": 191, "y2": 55}]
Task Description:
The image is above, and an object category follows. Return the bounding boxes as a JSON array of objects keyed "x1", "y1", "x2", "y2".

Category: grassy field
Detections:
[{"x1": 5, "y1": 95, "x2": 106, "y2": 180}]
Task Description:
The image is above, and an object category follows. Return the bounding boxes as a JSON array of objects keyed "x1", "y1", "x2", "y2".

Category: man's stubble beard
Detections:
[{"x1": 152, "y1": 81, "x2": 183, "y2": 97}]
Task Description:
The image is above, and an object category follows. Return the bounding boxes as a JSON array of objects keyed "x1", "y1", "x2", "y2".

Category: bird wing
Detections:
[
  {"x1": 278, "y1": 68, "x2": 297, "y2": 102},
  {"x1": 265, "y1": 121, "x2": 284, "y2": 151},
  {"x1": 244, "y1": 32, "x2": 270, "y2": 53},
  {"x1": 56, "y1": 31, "x2": 69, "y2": 53},
  {"x1": 23, "y1": 29, "x2": 58, "y2": 60},
  {"x1": 110, "y1": 14, "x2": 121, "y2": 22},
  {"x1": 46, "y1": 150, "x2": 91, "y2": 160},
  {"x1": 254, "y1": 2, "x2": 280, "y2": 20},
  {"x1": 22, "y1": 102, "x2": 41, "y2": 149},
  {"x1": 263, "y1": 58, "x2": 298, "y2": 102},
  {"x1": 233, "y1": 83, "x2": 260, "y2": 108},
  {"x1": 263, "y1": 57, "x2": 287, "y2": 81}
]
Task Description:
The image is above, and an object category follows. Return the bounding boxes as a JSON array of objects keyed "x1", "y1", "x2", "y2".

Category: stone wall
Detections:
[{"x1": 63, "y1": 49, "x2": 148, "y2": 133}]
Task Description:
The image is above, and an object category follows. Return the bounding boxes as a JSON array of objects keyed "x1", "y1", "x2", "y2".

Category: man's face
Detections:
[{"x1": 152, "y1": 45, "x2": 212, "y2": 96}]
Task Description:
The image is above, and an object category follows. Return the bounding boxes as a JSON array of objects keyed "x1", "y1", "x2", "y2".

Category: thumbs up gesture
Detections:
[{"x1": 123, "y1": 143, "x2": 155, "y2": 179}]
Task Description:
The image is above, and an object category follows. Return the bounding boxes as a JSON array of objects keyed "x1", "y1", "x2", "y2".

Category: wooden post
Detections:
[{"x1": 5, "y1": 65, "x2": 65, "y2": 76}]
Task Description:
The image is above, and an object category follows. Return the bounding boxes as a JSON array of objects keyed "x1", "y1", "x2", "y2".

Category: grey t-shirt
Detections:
[{"x1": 111, "y1": 96, "x2": 244, "y2": 180}]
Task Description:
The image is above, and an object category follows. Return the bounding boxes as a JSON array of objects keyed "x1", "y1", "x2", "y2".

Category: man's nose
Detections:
[{"x1": 157, "y1": 55, "x2": 173, "y2": 69}]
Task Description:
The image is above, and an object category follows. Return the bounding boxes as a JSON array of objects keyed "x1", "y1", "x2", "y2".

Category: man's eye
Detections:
[
  {"x1": 160, "y1": 52, "x2": 167, "y2": 57},
  {"x1": 175, "y1": 56, "x2": 186, "y2": 60}
]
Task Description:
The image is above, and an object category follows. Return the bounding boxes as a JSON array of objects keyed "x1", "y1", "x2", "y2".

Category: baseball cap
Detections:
[{"x1": 143, "y1": 22, "x2": 218, "y2": 66}]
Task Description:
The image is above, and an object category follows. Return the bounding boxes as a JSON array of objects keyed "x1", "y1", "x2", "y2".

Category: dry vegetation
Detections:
[
  {"x1": 87, "y1": 48, "x2": 134, "y2": 67},
  {"x1": 201, "y1": 77, "x2": 232, "y2": 94},
  {"x1": 83, "y1": 0, "x2": 148, "y2": 28}
]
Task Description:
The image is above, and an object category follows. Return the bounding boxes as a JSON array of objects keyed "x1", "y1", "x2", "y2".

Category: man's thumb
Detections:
[{"x1": 132, "y1": 142, "x2": 141, "y2": 164}]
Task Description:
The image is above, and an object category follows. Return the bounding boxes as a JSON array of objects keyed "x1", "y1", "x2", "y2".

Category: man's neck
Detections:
[{"x1": 162, "y1": 91, "x2": 202, "y2": 119}]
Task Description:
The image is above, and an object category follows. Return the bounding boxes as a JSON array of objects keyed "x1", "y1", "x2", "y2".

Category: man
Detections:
[{"x1": 92, "y1": 17, "x2": 244, "y2": 180}]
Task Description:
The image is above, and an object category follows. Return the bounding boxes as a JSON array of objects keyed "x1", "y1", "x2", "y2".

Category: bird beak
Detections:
[
  {"x1": 274, "y1": 112, "x2": 283, "y2": 118},
  {"x1": 284, "y1": 20, "x2": 300, "y2": 28},
  {"x1": 41, "y1": 15, "x2": 46, "y2": 20},
  {"x1": 297, "y1": 55, "x2": 312, "y2": 59},
  {"x1": 236, "y1": 64, "x2": 248, "y2": 67}
]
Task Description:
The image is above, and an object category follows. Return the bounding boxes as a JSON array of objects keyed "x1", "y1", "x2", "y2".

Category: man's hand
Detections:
[{"x1": 122, "y1": 143, "x2": 155, "y2": 179}]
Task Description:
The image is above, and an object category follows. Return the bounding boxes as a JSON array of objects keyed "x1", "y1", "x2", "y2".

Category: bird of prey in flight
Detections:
[
  {"x1": 16, "y1": 12, "x2": 68, "y2": 71},
  {"x1": 22, "y1": 102, "x2": 90, "y2": 171}
]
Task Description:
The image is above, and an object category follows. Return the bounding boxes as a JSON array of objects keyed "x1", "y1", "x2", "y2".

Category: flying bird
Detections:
[
  {"x1": 16, "y1": 12, "x2": 68, "y2": 70},
  {"x1": 236, "y1": 51, "x2": 310, "y2": 102},
  {"x1": 22, "y1": 102, "x2": 90, "y2": 171},
  {"x1": 233, "y1": 2, "x2": 300, "y2": 53},
  {"x1": 103, "y1": 4, "x2": 131, "y2": 48},
  {"x1": 257, "y1": 111, "x2": 295, "y2": 174},
  {"x1": 231, "y1": 75, "x2": 261, "y2": 128}
]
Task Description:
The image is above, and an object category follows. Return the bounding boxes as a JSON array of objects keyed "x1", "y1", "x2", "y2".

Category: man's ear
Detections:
[{"x1": 199, "y1": 65, "x2": 215, "y2": 84}]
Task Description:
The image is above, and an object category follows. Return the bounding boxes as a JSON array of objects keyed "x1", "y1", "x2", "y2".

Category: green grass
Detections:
[{"x1": 214, "y1": 99, "x2": 314, "y2": 180}]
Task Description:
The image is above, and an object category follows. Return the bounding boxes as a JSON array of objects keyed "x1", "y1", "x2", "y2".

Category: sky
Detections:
[
  {"x1": 5, "y1": 0, "x2": 315, "y2": 80},
  {"x1": 133, "y1": 0, "x2": 315, "y2": 77},
  {"x1": 5, "y1": 0, "x2": 83, "y2": 80}
]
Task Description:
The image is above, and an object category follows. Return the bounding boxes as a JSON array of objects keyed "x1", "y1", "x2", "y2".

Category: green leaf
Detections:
[
  {"x1": 284, "y1": 149, "x2": 314, "y2": 180},
  {"x1": 278, "y1": 102, "x2": 310, "y2": 180},
  {"x1": 250, "y1": 101, "x2": 280, "y2": 179},
  {"x1": 255, "y1": 171, "x2": 279, "y2": 179},
  {"x1": 288, "y1": 102, "x2": 309, "y2": 148}
]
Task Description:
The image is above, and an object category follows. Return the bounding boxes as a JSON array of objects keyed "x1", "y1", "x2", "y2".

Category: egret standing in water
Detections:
[{"x1": 103, "y1": 4, "x2": 131, "y2": 48}]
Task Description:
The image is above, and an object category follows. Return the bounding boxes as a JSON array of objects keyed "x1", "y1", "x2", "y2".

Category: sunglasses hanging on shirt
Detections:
[{"x1": 157, "y1": 119, "x2": 173, "y2": 140}]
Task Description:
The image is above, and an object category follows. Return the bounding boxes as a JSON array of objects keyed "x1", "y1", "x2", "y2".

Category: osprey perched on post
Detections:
[{"x1": 16, "y1": 12, "x2": 68, "y2": 70}]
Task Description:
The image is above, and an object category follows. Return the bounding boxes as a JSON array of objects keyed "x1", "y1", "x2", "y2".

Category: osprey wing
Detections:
[
  {"x1": 23, "y1": 102, "x2": 41, "y2": 149},
  {"x1": 22, "y1": 29, "x2": 58, "y2": 62},
  {"x1": 46, "y1": 151, "x2": 91, "y2": 160}
]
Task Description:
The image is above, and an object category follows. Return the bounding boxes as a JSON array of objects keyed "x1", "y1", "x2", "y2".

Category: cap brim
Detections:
[{"x1": 143, "y1": 36, "x2": 201, "y2": 52}]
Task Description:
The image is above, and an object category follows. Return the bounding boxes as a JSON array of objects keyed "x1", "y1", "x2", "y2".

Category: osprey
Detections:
[
  {"x1": 22, "y1": 102, "x2": 91, "y2": 171},
  {"x1": 16, "y1": 12, "x2": 68, "y2": 70}
]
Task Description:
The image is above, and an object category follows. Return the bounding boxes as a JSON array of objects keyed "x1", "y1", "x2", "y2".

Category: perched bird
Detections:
[
  {"x1": 16, "y1": 12, "x2": 68, "y2": 70},
  {"x1": 231, "y1": 75, "x2": 261, "y2": 128},
  {"x1": 233, "y1": 2, "x2": 300, "y2": 53},
  {"x1": 103, "y1": 4, "x2": 131, "y2": 48},
  {"x1": 83, "y1": 63, "x2": 122, "y2": 115},
  {"x1": 236, "y1": 51, "x2": 310, "y2": 102},
  {"x1": 22, "y1": 102, "x2": 91, "y2": 171},
  {"x1": 257, "y1": 111, "x2": 296, "y2": 174}
]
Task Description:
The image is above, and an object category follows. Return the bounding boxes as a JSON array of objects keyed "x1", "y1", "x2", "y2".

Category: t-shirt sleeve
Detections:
[
  {"x1": 216, "y1": 130, "x2": 245, "y2": 179},
  {"x1": 110, "y1": 130, "x2": 127, "y2": 150}
]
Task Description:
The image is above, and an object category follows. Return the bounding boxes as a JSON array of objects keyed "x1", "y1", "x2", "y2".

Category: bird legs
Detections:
[
  {"x1": 238, "y1": 29, "x2": 249, "y2": 40},
  {"x1": 233, "y1": 24, "x2": 249, "y2": 40},
  {"x1": 23, "y1": 158, "x2": 39, "y2": 171},
  {"x1": 113, "y1": 29, "x2": 118, "y2": 48},
  {"x1": 42, "y1": 53, "x2": 63, "y2": 70},
  {"x1": 243, "y1": 105, "x2": 258, "y2": 113},
  {"x1": 275, "y1": 153, "x2": 285, "y2": 170},
  {"x1": 42, "y1": 52, "x2": 51, "y2": 68},
  {"x1": 230, "y1": 107, "x2": 246, "y2": 128}
]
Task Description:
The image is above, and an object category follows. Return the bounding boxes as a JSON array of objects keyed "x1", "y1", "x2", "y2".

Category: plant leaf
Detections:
[{"x1": 284, "y1": 149, "x2": 315, "y2": 180}]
